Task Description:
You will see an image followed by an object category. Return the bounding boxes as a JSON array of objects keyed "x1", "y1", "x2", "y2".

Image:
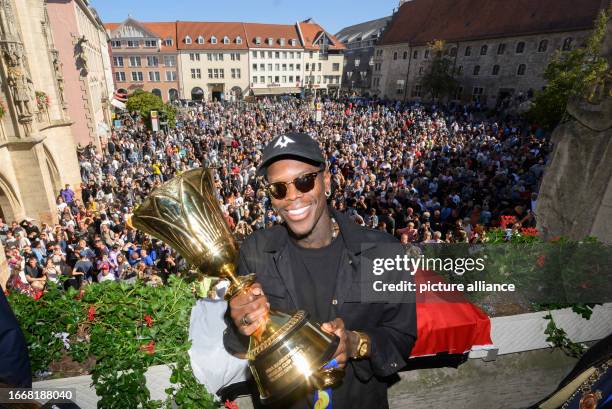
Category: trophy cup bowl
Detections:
[{"x1": 132, "y1": 168, "x2": 343, "y2": 402}]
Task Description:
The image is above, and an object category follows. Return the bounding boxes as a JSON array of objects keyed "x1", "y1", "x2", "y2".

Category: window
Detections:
[
  {"x1": 480, "y1": 44, "x2": 488, "y2": 55},
  {"x1": 253, "y1": 76, "x2": 258, "y2": 84},
  {"x1": 289, "y1": 63, "x2": 294, "y2": 71},
  {"x1": 516, "y1": 41, "x2": 525, "y2": 54},
  {"x1": 197, "y1": 36, "x2": 204, "y2": 44},
  {"x1": 111, "y1": 40, "x2": 121, "y2": 48},
  {"x1": 374, "y1": 63, "x2": 381, "y2": 71},
  {"x1": 450, "y1": 47, "x2": 457, "y2": 57},
  {"x1": 412, "y1": 84, "x2": 422, "y2": 97},
  {"x1": 268, "y1": 51, "x2": 272, "y2": 58},
  {"x1": 144, "y1": 40, "x2": 157, "y2": 48},
  {"x1": 472, "y1": 87, "x2": 484, "y2": 102},
  {"x1": 453, "y1": 86, "x2": 463, "y2": 100},
  {"x1": 252, "y1": 63, "x2": 257, "y2": 72},
  {"x1": 332, "y1": 63, "x2": 340, "y2": 71},
  {"x1": 113, "y1": 56, "x2": 124, "y2": 67},
  {"x1": 218, "y1": 53, "x2": 223, "y2": 61},
  {"x1": 492, "y1": 65, "x2": 500, "y2": 75},
  {"x1": 131, "y1": 71, "x2": 143, "y2": 81},
  {"x1": 208, "y1": 69, "x2": 213, "y2": 79},
  {"x1": 275, "y1": 51, "x2": 280, "y2": 58},
  {"x1": 464, "y1": 46, "x2": 471, "y2": 56},
  {"x1": 185, "y1": 36, "x2": 192, "y2": 44},
  {"x1": 231, "y1": 68, "x2": 241, "y2": 78},
  {"x1": 236, "y1": 36, "x2": 242, "y2": 44},
  {"x1": 424, "y1": 49, "x2": 430, "y2": 59},
  {"x1": 473, "y1": 65, "x2": 480, "y2": 76},
  {"x1": 268, "y1": 63, "x2": 272, "y2": 71},
  {"x1": 282, "y1": 51, "x2": 287, "y2": 58},
  {"x1": 210, "y1": 36, "x2": 217, "y2": 44},
  {"x1": 282, "y1": 75, "x2": 287, "y2": 83},
  {"x1": 402, "y1": 51, "x2": 408, "y2": 59},
  {"x1": 127, "y1": 40, "x2": 138, "y2": 48},
  {"x1": 517, "y1": 64, "x2": 526, "y2": 75},
  {"x1": 148, "y1": 71, "x2": 160, "y2": 82},
  {"x1": 165, "y1": 71, "x2": 177, "y2": 81},
  {"x1": 267, "y1": 37, "x2": 273, "y2": 46},
  {"x1": 252, "y1": 51, "x2": 257, "y2": 58},
  {"x1": 562, "y1": 37, "x2": 572, "y2": 51},
  {"x1": 260, "y1": 63, "x2": 265, "y2": 71},
  {"x1": 418, "y1": 66, "x2": 424, "y2": 75},
  {"x1": 163, "y1": 56, "x2": 176, "y2": 66},
  {"x1": 497, "y1": 43, "x2": 506, "y2": 55},
  {"x1": 255, "y1": 37, "x2": 261, "y2": 45},
  {"x1": 289, "y1": 75, "x2": 294, "y2": 82},
  {"x1": 164, "y1": 38, "x2": 173, "y2": 46},
  {"x1": 230, "y1": 53, "x2": 240, "y2": 61},
  {"x1": 115, "y1": 71, "x2": 126, "y2": 82},
  {"x1": 279, "y1": 38, "x2": 285, "y2": 46},
  {"x1": 268, "y1": 76, "x2": 272, "y2": 83},
  {"x1": 281, "y1": 63, "x2": 286, "y2": 71},
  {"x1": 354, "y1": 58, "x2": 360, "y2": 68},
  {"x1": 456, "y1": 65, "x2": 463, "y2": 75},
  {"x1": 275, "y1": 63, "x2": 280, "y2": 71},
  {"x1": 296, "y1": 52, "x2": 301, "y2": 58},
  {"x1": 147, "y1": 56, "x2": 159, "y2": 67},
  {"x1": 223, "y1": 36, "x2": 229, "y2": 44},
  {"x1": 189, "y1": 53, "x2": 200, "y2": 61},
  {"x1": 207, "y1": 53, "x2": 213, "y2": 61},
  {"x1": 191, "y1": 68, "x2": 201, "y2": 79},
  {"x1": 393, "y1": 52, "x2": 398, "y2": 60},
  {"x1": 538, "y1": 39, "x2": 548, "y2": 52},
  {"x1": 290, "y1": 39, "x2": 296, "y2": 46},
  {"x1": 129, "y1": 56, "x2": 141, "y2": 67},
  {"x1": 260, "y1": 76, "x2": 264, "y2": 83},
  {"x1": 413, "y1": 50, "x2": 418, "y2": 59}
]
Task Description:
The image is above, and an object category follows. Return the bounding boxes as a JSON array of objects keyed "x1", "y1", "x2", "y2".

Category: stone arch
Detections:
[
  {"x1": 42, "y1": 144, "x2": 62, "y2": 196},
  {"x1": 169, "y1": 88, "x2": 179, "y2": 101},
  {"x1": 191, "y1": 87, "x2": 204, "y2": 101},
  {"x1": 151, "y1": 88, "x2": 162, "y2": 99},
  {"x1": 231, "y1": 86, "x2": 243, "y2": 100},
  {"x1": 0, "y1": 172, "x2": 22, "y2": 222}
]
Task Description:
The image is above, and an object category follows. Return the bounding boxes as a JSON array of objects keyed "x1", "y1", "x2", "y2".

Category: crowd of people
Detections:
[{"x1": 1, "y1": 97, "x2": 547, "y2": 297}]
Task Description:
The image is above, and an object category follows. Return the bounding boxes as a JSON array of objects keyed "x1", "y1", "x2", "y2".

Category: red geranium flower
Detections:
[
  {"x1": 87, "y1": 305, "x2": 96, "y2": 321},
  {"x1": 140, "y1": 340, "x2": 155, "y2": 355},
  {"x1": 500, "y1": 215, "x2": 517, "y2": 230},
  {"x1": 536, "y1": 254, "x2": 546, "y2": 268},
  {"x1": 144, "y1": 314, "x2": 153, "y2": 328},
  {"x1": 521, "y1": 227, "x2": 538, "y2": 237},
  {"x1": 224, "y1": 400, "x2": 238, "y2": 409}
]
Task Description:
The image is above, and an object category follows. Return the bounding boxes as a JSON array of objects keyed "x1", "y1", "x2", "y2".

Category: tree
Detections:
[
  {"x1": 126, "y1": 89, "x2": 177, "y2": 129},
  {"x1": 421, "y1": 40, "x2": 459, "y2": 100},
  {"x1": 527, "y1": 10, "x2": 608, "y2": 130}
]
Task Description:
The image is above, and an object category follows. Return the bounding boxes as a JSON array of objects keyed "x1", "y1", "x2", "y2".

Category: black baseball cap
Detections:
[{"x1": 257, "y1": 132, "x2": 325, "y2": 177}]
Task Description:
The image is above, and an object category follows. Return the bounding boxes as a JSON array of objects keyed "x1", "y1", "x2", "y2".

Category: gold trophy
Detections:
[{"x1": 132, "y1": 168, "x2": 343, "y2": 402}]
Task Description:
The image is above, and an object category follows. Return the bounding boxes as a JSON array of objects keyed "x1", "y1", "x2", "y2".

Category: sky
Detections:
[{"x1": 90, "y1": 0, "x2": 399, "y2": 34}]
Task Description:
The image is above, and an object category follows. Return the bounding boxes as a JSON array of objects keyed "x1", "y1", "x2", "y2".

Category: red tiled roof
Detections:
[
  {"x1": 177, "y1": 21, "x2": 248, "y2": 50},
  {"x1": 298, "y1": 21, "x2": 345, "y2": 51},
  {"x1": 381, "y1": 0, "x2": 604, "y2": 46},
  {"x1": 105, "y1": 23, "x2": 120, "y2": 31},
  {"x1": 143, "y1": 22, "x2": 177, "y2": 51},
  {"x1": 243, "y1": 23, "x2": 302, "y2": 49}
]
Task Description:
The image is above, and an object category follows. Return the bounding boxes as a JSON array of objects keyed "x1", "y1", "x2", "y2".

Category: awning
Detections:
[{"x1": 251, "y1": 87, "x2": 301, "y2": 96}]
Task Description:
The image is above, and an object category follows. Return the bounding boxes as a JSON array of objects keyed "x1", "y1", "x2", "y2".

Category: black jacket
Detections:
[
  {"x1": 0, "y1": 290, "x2": 32, "y2": 388},
  {"x1": 224, "y1": 208, "x2": 417, "y2": 409}
]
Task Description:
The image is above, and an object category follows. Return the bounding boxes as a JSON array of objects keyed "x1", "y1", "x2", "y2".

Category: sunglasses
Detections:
[{"x1": 266, "y1": 169, "x2": 323, "y2": 200}]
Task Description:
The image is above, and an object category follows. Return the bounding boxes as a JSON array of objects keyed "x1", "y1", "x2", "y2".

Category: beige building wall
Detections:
[
  {"x1": 372, "y1": 30, "x2": 593, "y2": 102},
  {"x1": 249, "y1": 48, "x2": 304, "y2": 93},
  {"x1": 179, "y1": 50, "x2": 249, "y2": 100},
  {"x1": 302, "y1": 50, "x2": 343, "y2": 94}
]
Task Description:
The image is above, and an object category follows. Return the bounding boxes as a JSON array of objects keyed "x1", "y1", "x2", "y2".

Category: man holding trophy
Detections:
[{"x1": 224, "y1": 132, "x2": 417, "y2": 409}]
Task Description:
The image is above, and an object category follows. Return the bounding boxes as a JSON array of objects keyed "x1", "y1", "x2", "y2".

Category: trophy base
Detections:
[{"x1": 247, "y1": 310, "x2": 342, "y2": 404}]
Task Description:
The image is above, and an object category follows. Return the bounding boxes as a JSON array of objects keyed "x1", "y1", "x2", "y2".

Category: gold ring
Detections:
[{"x1": 241, "y1": 314, "x2": 252, "y2": 327}]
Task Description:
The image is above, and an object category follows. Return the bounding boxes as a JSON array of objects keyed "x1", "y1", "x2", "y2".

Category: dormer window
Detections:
[
  {"x1": 255, "y1": 36, "x2": 261, "y2": 45},
  {"x1": 211, "y1": 36, "x2": 217, "y2": 44},
  {"x1": 185, "y1": 36, "x2": 192, "y2": 44},
  {"x1": 223, "y1": 36, "x2": 229, "y2": 44},
  {"x1": 267, "y1": 37, "x2": 273, "y2": 46},
  {"x1": 164, "y1": 37, "x2": 173, "y2": 46},
  {"x1": 236, "y1": 36, "x2": 243, "y2": 44},
  {"x1": 290, "y1": 39, "x2": 296, "y2": 46},
  {"x1": 279, "y1": 38, "x2": 285, "y2": 46},
  {"x1": 197, "y1": 36, "x2": 204, "y2": 44}
]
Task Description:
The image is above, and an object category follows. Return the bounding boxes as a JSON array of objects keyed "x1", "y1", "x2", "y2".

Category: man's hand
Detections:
[
  {"x1": 229, "y1": 283, "x2": 269, "y2": 336},
  {"x1": 321, "y1": 318, "x2": 359, "y2": 369}
]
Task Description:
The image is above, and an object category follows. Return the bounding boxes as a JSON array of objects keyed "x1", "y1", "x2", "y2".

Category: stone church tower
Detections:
[{"x1": 0, "y1": 0, "x2": 83, "y2": 286}]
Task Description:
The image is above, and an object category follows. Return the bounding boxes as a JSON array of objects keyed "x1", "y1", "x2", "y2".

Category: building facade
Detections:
[
  {"x1": 335, "y1": 16, "x2": 390, "y2": 94},
  {"x1": 0, "y1": 0, "x2": 86, "y2": 285},
  {"x1": 106, "y1": 18, "x2": 345, "y2": 100},
  {"x1": 47, "y1": 0, "x2": 114, "y2": 148},
  {"x1": 177, "y1": 22, "x2": 249, "y2": 101},
  {"x1": 371, "y1": 0, "x2": 604, "y2": 104},
  {"x1": 106, "y1": 18, "x2": 180, "y2": 102}
]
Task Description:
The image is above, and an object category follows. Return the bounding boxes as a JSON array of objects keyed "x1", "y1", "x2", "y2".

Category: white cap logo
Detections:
[{"x1": 273, "y1": 135, "x2": 295, "y2": 149}]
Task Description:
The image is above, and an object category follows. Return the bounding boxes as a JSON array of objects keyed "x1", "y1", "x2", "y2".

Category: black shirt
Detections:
[{"x1": 287, "y1": 234, "x2": 344, "y2": 323}]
